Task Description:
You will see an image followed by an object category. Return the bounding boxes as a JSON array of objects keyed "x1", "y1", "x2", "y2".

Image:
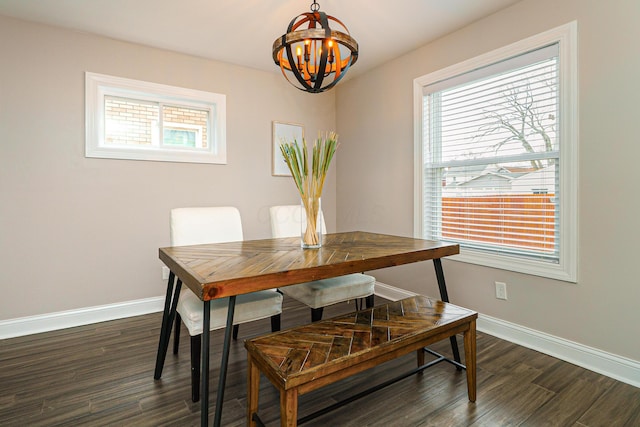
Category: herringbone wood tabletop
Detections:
[{"x1": 159, "y1": 231, "x2": 459, "y2": 300}]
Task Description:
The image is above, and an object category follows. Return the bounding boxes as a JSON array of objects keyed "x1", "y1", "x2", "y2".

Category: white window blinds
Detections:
[{"x1": 422, "y1": 44, "x2": 560, "y2": 262}]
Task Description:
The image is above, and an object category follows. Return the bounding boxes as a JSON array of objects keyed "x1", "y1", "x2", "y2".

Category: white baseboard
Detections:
[
  {"x1": 374, "y1": 281, "x2": 419, "y2": 301},
  {"x1": 3, "y1": 283, "x2": 639, "y2": 389},
  {"x1": 2, "y1": 284, "x2": 410, "y2": 340},
  {"x1": 374, "y1": 281, "x2": 640, "y2": 389},
  {"x1": 478, "y1": 314, "x2": 640, "y2": 388},
  {"x1": 0, "y1": 296, "x2": 165, "y2": 340}
]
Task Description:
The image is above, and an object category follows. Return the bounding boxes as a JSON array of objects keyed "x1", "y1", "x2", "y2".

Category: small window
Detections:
[
  {"x1": 86, "y1": 72, "x2": 226, "y2": 164},
  {"x1": 414, "y1": 22, "x2": 577, "y2": 282}
]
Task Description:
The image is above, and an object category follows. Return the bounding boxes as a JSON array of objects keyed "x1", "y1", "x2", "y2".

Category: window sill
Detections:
[{"x1": 448, "y1": 247, "x2": 577, "y2": 283}]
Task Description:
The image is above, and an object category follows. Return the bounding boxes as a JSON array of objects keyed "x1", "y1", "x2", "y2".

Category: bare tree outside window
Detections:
[{"x1": 476, "y1": 68, "x2": 557, "y2": 170}]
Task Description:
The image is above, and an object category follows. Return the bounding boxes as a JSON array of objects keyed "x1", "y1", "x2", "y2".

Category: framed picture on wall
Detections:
[{"x1": 272, "y1": 121, "x2": 304, "y2": 176}]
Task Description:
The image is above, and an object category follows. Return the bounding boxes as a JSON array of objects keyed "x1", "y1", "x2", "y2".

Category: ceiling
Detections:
[{"x1": 0, "y1": 0, "x2": 521, "y2": 78}]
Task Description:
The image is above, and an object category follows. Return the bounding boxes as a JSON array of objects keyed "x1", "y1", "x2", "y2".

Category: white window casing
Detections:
[
  {"x1": 85, "y1": 72, "x2": 227, "y2": 164},
  {"x1": 413, "y1": 22, "x2": 578, "y2": 282}
]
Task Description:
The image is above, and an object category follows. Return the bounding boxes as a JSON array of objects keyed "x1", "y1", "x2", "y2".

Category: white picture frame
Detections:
[{"x1": 272, "y1": 121, "x2": 304, "y2": 176}]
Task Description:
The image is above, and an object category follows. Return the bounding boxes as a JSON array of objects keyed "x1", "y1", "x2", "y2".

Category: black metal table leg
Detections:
[
  {"x1": 154, "y1": 272, "x2": 182, "y2": 379},
  {"x1": 201, "y1": 300, "x2": 211, "y2": 426},
  {"x1": 213, "y1": 296, "x2": 236, "y2": 427},
  {"x1": 433, "y1": 258, "x2": 462, "y2": 367}
]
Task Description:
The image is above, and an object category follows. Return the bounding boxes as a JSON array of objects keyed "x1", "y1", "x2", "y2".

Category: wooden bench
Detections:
[{"x1": 245, "y1": 295, "x2": 478, "y2": 426}]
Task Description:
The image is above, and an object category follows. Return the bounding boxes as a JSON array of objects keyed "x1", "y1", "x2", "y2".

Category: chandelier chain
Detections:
[{"x1": 310, "y1": 1, "x2": 320, "y2": 12}]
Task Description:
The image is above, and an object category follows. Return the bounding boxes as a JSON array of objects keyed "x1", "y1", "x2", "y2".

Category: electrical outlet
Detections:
[
  {"x1": 162, "y1": 266, "x2": 170, "y2": 280},
  {"x1": 495, "y1": 281, "x2": 508, "y2": 300}
]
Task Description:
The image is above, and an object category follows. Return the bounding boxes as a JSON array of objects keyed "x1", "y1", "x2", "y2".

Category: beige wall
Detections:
[
  {"x1": 2, "y1": 0, "x2": 638, "y2": 366},
  {"x1": 336, "y1": 0, "x2": 640, "y2": 362},
  {"x1": 0, "y1": 15, "x2": 336, "y2": 319}
]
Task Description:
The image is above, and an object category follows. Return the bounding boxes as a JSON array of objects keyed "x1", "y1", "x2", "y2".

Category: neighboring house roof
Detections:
[
  {"x1": 445, "y1": 164, "x2": 531, "y2": 187},
  {"x1": 455, "y1": 172, "x2": 512, "y2": 188},
  {"x1": 443, "y1": 164, "x2": 556, "y2": 194}
]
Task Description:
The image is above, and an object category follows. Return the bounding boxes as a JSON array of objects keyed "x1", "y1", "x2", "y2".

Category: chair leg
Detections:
[
  {"x1": 190, "y1": 334, "x2": 201, "y2": 403},
  {"x1": 366, "y1": 294, "x2": 375, "y2": 308},
  {"x1": 232, "y1": 324, "x2": 239, "y2": 340},
  {"x1": 173, "y1": 313, "x2": 181, "y2": 355},
  {"x1": 271, "y1": 314, "x2": 281, "y2": 332},
  {"x1": 311, "y1": 307, "x2": 323, "y2": 322}
]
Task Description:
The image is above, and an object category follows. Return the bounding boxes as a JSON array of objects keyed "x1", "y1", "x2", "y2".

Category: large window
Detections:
[
  {"x1": 86, "y1": 72, "x2": 226, "y2": 164},
  {"x1": 414, "y1": 23, "x2": 577, "y2": 282}
]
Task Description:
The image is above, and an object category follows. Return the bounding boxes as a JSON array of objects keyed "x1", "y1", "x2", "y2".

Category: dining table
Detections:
[{"x1": 153, "y1": 231, "x2": 460, "y2": 427}]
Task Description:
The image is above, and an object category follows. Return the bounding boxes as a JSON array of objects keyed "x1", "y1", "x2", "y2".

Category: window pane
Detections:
[
  {"x1": 105, "y1": 96, "x2": 158, "y2": 146},
  {"x1": 424, "y1": 50, "x2": 560, "y2": 261},
  {"x1": 163, "y1": 128, "x2": 197, "y2": 147},
  {"x1": 162, "y1": 105, "x2": 208, "y2": 148},
  {"x1": 438, "y1": 58, "x2": 558, "y2": 163},
  {"x1": 433, "y1": 160, "x2": 558, "y2": 259}
]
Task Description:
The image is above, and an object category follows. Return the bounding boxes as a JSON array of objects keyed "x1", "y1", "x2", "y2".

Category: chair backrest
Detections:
[
  {"x1": 269, "y1": 205, "x2": 326, "y2": 238},
  {"x1": 170, "y1": 207, "x2": 243, "y2": 246}
]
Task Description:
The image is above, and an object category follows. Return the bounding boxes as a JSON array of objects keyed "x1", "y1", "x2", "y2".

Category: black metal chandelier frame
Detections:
[{"x1": 272, "y1": 1, "x2": 359, "y2": 93}]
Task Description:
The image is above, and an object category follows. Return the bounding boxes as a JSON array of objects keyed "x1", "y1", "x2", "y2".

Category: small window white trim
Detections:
[
  {"x1": 413, "y1": 22, "x2": 578, "y2": 282},
  {"x1": 85, "y1": 72, "x2": 226, "y2": 164}
]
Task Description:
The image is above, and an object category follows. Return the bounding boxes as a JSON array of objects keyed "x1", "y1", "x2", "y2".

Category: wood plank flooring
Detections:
[{"x1": 1, "y1": 296, "x2": 638, "y2": 426}]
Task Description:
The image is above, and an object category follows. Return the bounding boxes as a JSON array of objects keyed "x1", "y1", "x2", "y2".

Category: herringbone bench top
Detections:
[{"x1": 245, "y1": 295, "x2": 477, "y2": 390}]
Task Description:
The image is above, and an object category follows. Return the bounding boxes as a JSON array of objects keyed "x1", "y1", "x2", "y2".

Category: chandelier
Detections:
[{"x1": 272, "y1": 1, "x2": 359, "y2": 93}]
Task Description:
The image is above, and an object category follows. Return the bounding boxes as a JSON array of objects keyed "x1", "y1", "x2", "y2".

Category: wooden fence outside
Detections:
[{"x1": 441, "y1": 194, "x2": 556, "y2": 252}]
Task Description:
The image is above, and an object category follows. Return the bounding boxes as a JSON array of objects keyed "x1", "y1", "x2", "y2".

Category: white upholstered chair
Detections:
[
  {"x1": 269, "y1": 205, "x2": 375, "y2": 321},
  {"x1": 171, "y1": 207, "x2": 282, "y2": 402}
]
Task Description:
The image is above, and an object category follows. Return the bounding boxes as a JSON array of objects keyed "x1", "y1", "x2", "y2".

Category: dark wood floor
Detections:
[{"x1": 1, "y1": 295, "x2": 639, "y2": 426}]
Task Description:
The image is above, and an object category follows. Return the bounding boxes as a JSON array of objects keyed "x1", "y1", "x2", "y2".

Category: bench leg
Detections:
[
  {"x1": 463, "y1": 319, "x2": 477, "y2": 402},
  {"x1": 247, "y1": 355, "x2": 260, "y2": 427},
  {"x1": 280, "y1": 388, "x2": 298, "y2": 427}
]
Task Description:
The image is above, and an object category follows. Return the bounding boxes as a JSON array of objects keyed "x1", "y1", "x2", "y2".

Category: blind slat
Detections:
[{"x1": 422, "y1": 43, "x2": 560, "y2": 262}]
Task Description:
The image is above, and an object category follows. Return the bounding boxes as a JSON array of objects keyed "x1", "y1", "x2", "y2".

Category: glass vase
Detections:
[{"x1": 301, "y1": 196, "x2": 322, "y2": 248}]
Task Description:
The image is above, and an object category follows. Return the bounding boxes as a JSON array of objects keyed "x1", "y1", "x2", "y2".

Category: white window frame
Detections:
[
  {"x1": 85, "y1": 72, "x2": 226, "y2": 164},
  {"x1": 413, "y1": 22, "x2": 578, "y2": 282}
]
